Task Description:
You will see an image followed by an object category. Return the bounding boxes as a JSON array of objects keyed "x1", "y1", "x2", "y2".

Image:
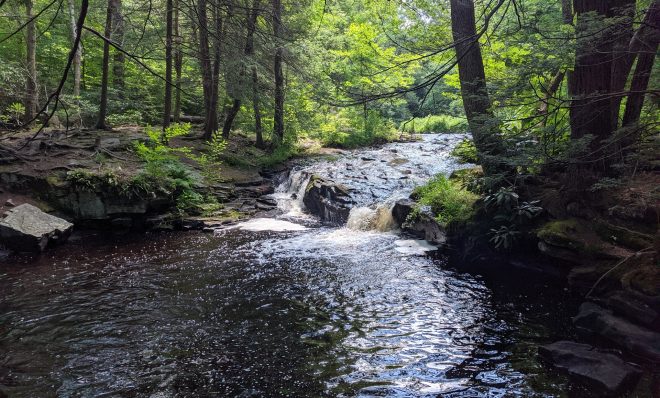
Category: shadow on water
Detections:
[{"x1": 0, "y1": 136, "x2": 590, "y2": 397}]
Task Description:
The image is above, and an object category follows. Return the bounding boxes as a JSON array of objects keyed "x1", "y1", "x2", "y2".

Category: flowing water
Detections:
[{"x1": 0, "y1": 135, "x2": 581, "y2": 397}]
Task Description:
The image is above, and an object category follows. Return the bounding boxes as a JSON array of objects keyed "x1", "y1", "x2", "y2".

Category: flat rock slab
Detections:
[
  {"x1": 573, "y1": 302, "x2": 660, "y2": 362},
  {"x1": 539, "y1": 340, "x2": 641, "y2": 395},
  {"x1": 0, "y1": 204, "x2": 73, "y2": 252}
]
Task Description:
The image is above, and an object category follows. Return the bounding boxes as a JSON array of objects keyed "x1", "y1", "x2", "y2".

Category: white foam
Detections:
[
  {"x1": 394, "y1": 239, "x2": 437, "y2": 255},
  {"x1": 236, "y1": 218, "x2": 308, "y2": 232}
]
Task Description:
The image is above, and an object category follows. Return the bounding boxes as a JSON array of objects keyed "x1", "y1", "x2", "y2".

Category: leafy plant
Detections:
[
  {"x1": 450, "y1": 139, "x2": 478, "y2": 164},
  {"x1": 400, "y1": 115, "x2": 468, "y2": 134},
  {"x1": 484, "y1": 187, "x2": 543, "y2": 250},
  {"x1": 412, "y1": 175, "x2": 478, "y2": 225}
]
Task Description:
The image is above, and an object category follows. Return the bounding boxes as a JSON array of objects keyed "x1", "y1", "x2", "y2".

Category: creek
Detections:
[{"x1": 0, "y1": 135, "x2": 579, "y2": 397}]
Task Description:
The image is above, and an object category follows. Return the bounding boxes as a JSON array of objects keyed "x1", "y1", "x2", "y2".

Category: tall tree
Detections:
[
  {"x1": 569, "y1": 0, "x2": 615, "y2": 159},
  {"x1": 163, "y1": 0, "x2": 174, "y2": 129},
  {"x1": 222, "y1": 1, "x2": 260, "y2": 139},
  {"x1": 250, "y1": 0, "x2": 263, "y2": 148},
  {"x1": 272, "y1": 0, "x2": 284, "y2": 143},
  {"x1": 67, "y1": 0, "x2": 82, "y2": 97},
  {"x1": 196, "y1": 0, "x2": 222, "y2": 137},
  {"x1": 96, "y1": 0, "x2": 115, "y2": 129},
  {"x1": 609, "y1": 0, "x2": 636, "y2": 128},
  {"x1": 112, "y1": 0, "x2": 125, "y2": 95},
  {"x1": 24, "y1": 0, "x2": 38, "y2": 123},
  {"x1": 173, "y1": 0, "x2": 182, "y2": 123},
  {"x1": 622, "y1": 0, "x2": 660, "y2": 127},
  {"x1": 449, "y1": 0, "x2": 506, "y2": 176}
]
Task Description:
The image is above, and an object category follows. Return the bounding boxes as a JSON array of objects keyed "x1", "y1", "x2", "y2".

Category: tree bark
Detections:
[
  {"x1": 163, "y1": 0, "x2": 173, "y2": 129},
  {"x1": 253, "y1": 65, "x2": 264, "y2": 148},
  {"x1": 96, "y1": 0, "x2": 114, "y2": 129},
  {"x1": 272, "y1": 0, "x2": 285, "y2": 143},
  {"x1": 622, "y1": 1, "x2": 660, "y2": 127},
  {"x1": 67, "y1": 0, "x2": 82, "y2": 97},
  {"x1": 111, "y1": 0, "x2": 124, "y2": 95},
  {"x1": 173, "y1": 0, "x2": 182, "y2": 122},
  {"x1": 24, "y1": 0, "x2": 38, "y2": 123},
  {"x1": 569, "y1": 0, "x2": 615, "y2": 158},
  {"x1": 196, "y1": 0, "x2": 219, "y2": 137},
  {"x1": 449, "y1": 0, "x2": 506, "y2": 176}
]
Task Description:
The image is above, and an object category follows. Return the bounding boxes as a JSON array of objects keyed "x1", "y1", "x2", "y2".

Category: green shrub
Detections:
[
  {"x1": 450, "y1": 138, "x2": 478, "y2": 164},
  {"x1": 106, "y1": 110, "x2": 144, "y2": 126},
  {"x1": 412, "y1": 175, "x2": 478, "y2": 225},
  {"x1": 313, "y1": 108, "x2": 397, "y2": 148},
  {"x1": 400, "y1": 115, "x2": 468, "y2": 134}
]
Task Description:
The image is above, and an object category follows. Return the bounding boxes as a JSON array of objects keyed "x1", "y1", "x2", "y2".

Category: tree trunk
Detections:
[
  {"x1": 253, "y1": 65, "x2": 264, "y2": 148},
  {"x1": 24, "y1": 0, "x2": 38, "y2": 123},
  {"x1": 197, "y1": 0, "x2": 218, "y2": 137},
  {"x1": 449, "y1": 0, "x2": 506, "y2": 176},
  {"x1": 173, "y1": 0, "x2": 182, "y2": 123},
  {"x1": 622, "y1": 0, "x2": 660, "y2": 127},
  {"x1": 609, "y1": 0, "x2": 636, "y2": 128},
  {"x1": 96, "y1": 0, "x2": 114, "y2": 130},
  {"x1": 67, "y1": 0, "x2": 82, "y2": 97},
  {"x1": 112, "y1": 0, "x2": 124, "y2": 95},
  {"x1": 272, "y1": 0, "x2": 285, "y2": 143},
  {"x1": 222, "y1": 1, "x2": 260, "y2": 139},
  {"x1": 569, "y1": 0, "x2": 615, "y2": 164},
  {"x1": 209, "y1": 2, "x2": 222, "y2": 138},
  {"x1": 163, "y1": 0, "x2": 173, "y2": 129}
]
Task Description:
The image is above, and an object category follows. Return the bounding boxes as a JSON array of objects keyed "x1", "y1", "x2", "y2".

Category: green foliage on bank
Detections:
[
  {"x1": 412, "y1": 175, "x2": 478, "y2": 226},
  {"x1": 400, "y1": 115, "x2": 468, "y2": 134}
]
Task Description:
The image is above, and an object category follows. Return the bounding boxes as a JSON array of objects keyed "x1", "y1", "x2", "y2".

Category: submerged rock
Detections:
[
  {"x1": 302, "y1": 175, "x2": 355, "y2": 224},
  {"x1": 538, "y1": 340, "x2": 641, "y2": 395},
  {"x1": 573, "y1": 302, "x2": 660, "y2": 361},
  {"x1": 0, "y1": 204, "x2": 73, "y2": 252}
]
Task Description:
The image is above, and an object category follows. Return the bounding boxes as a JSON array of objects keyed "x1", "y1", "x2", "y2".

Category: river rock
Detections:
[
  {"x1": 392, "y1": 199, "x2": 446, "y2": 245},
  {"x1": 302, "y1": 175, "x2": 355, "y2": 224},
  {"x1": 0, "y1": 204, "x2": 73, "y2": 252},
  {"x1": 573, "y1": 302, "x2": 660, "y2": 361},
  {"x1": 538, "y1": 340, "x2": 641, "y2": 395}
]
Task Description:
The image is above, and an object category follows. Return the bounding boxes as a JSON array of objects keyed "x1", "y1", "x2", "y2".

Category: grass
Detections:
[{"x1": 412, "y1": 175, "x2": 478, "y2": 225}]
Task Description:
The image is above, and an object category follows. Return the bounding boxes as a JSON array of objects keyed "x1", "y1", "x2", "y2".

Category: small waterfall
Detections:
[
  {"x1": 273, "y1": 170, "x2": 312, "y2": 217},
  {"x1": 346, "y1": 203, "x2": 396, "y2": 232}
]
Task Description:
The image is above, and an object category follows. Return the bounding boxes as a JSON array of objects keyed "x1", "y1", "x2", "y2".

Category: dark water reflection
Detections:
[{"x1": 1, "y1": 229, "x2": 578, "y2": 397}]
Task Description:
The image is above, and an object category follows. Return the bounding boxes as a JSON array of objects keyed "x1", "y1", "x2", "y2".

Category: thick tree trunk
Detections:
[
  {"x1": 163, "y1": 0, "x2": 173, "y2": 129},
  {"x1": 111, "y1": 0, "x2": 124, "y2": 96},
  {"x1": 570, "y1": 0, "x2": 615, "y2": 163},
  {"x1": 197, "y1": 0, "x2": 218, "y2": 137},
  {"x1": 173, "y1": 0, "x2": 182, "y2": 122},
  {"x1": 449, "y1": 0, "x2": 506, "y2": 176},
  {"x1": 622, "y1": 0, "x2": 660, "y2": 127},
  {"x1": 272, "y1": 0, "x2": 285, "y2": 143},
  {"x1": 209, "y1": 2, "x2": 222, "y2": 138},
  {"x1": 24, "y1": 0, "x2": 38, "y2": 123},
  {"x1": 222, "y1": 99, "x2": 241, "y2": 138},
  {"x1": 96, "y1": 0, "x2": 114, "y2": 130},
  {"x1": 67, "y1": 0, "x2": 82, "y2": 97}
]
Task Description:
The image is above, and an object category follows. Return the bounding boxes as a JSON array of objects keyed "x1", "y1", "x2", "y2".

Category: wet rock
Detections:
[
  {"x1": 0, "y1": 204, "x2": 73, "y2": 252},
  {"x1": 538, "y1": 340, "x2": 641, "y2": 395},
  {"x1": 573, "y1": 302, "x2": 660, "y2": 361},
  {"x1": 145, "y1": 215, "x2": 174, "y2": 231},
  {"x1": 4, "y1": 199, "x2": 14, "y2": 207},
  {"x1": 302, "y1": 175, "x2": 355, "y2": 224},
  {"x1": 392, "y1": 200, "x2": 446, "y2": 245},
  {"x1": 110, "y1": 217, "x2": 133, "y2": 229}
]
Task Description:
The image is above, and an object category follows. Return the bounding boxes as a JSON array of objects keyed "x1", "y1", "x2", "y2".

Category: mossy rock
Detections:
[{"x1": 537, "y1": 219, "x2": 586, "y2": 251}]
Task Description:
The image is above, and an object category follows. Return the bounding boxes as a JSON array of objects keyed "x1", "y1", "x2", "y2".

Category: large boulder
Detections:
[
  {"x1": 392, "y1": 199, "x2": 446, "y2": 245},
  {"x1": 538, "y1": 340, "x2": 641, "y2": 396},
  {"x1": 302, "y1": 175, "x2": 355, "y2": 224},
  {"x1": 573, "y1": 302, "x2": 660, "y2": 361},
  {"x1": 0, "y1": 204, "x2": 73, "y2": 252}
]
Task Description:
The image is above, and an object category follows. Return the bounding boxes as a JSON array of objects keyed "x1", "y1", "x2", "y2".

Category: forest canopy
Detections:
[{"x1": 0, "y1": 0, "x2": 657, "y2": 181}]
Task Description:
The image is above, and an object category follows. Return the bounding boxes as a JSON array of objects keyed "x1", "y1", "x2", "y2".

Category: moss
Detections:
[{"x1": 537, "y1": 219, "x2": 585, "y2": 250}]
